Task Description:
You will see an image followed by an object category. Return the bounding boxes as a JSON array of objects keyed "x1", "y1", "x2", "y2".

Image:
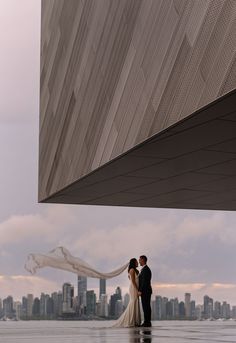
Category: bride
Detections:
[{"x1": 114, "y1": 258, "x2": 141, "y2": 328}]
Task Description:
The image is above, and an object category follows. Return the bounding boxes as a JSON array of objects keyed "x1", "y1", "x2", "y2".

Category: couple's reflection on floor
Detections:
[{"x1": 129, "y1": 327, "x2": 152, "y2": 343}]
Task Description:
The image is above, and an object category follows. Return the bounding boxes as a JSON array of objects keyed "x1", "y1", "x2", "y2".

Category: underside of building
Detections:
[{"x1": 39, "y1": 0, "x2": 236, "y2": 210}]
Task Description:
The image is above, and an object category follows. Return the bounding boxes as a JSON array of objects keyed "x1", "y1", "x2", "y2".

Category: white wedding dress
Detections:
[{"x1": 114, "y1": 272, "x2": 141, "y2": 328}]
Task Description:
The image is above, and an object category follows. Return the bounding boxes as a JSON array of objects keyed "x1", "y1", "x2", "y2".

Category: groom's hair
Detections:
[{"x1": 140, "y1": 255, "x2": 147, "y2": 263}]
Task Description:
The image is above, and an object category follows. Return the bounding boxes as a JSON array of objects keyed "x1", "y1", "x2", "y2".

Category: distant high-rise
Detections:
[
  {"x1": 109, "y1": 288, "x2": 122, "y2": 318},
  {"x1": 115, "y1": 286, "x2": 122, "y2": 300},
  {"x1": 32, "y1": 297, "x2": 40, "y2": 317},
  {"x1": 77, "y1": 276, "x2": 87, "y2": 315},
  {"x1": 26, "y1": 294, "x2": 34, "y2": 318},
  {"x1": 62, "y1": 283, "x2": 74, "y2": 313},
  {"x1": 232, "y1": 306, "x2": 236, "y2": 319},
  {"x1": 203, "y1": 295, "x2": 213, "y2": 319},
  {"x1": 184, "y1": 293, "x2": 191, "y2": 318},
  {"x1": 0, "y1": 298, "x2": 3, "y2": 317},
  {"x1": 162, "y1": 297, "x2": 168, "y2": 320},
  {"x1": 222, "y1": 301, "x2": 231, "y2": 319},
  {"x1": 99, "y1": 279, "x2": 106, "y2": 298},
  {"x1": 3, "y1": 296, "x2": 14, "y2": 318},
  {"x1": 214, "y1": 301, "x2": 221, "y2": 319},
  {"x1": 100, "y1": 294, "x2": 108, "y2": 317},
  {"x1": 21, "y1": 296, "x2": 27, "y2": 318},
  {"x1": 40, "y1": 293, "x2": 47, "y2": 317},
  {"x1": 115, "y1": 299, "x2": 123, "y2": 318},
  {"x1": 155, "y1": 296, "x2": 162, "y2": 320},
  {"x1": 190, "y1": 300, "x2": 196, "y2": 319},
  {"x1": 179, "y1": 301, "x2": 185, "y2": 318},
  {"x1": 86, "y1": 290, "x2": 96, "y2": 316}
]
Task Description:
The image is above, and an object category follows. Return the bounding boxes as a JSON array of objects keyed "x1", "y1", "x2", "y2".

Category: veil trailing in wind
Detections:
[{"x1": 25, "y1": 246, "x2": 129, "y2": 279}]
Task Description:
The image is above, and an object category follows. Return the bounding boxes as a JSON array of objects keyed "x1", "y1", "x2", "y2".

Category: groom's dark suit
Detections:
[{"x1": 138, "y1": 265, "x2": 152, "y2": 325}]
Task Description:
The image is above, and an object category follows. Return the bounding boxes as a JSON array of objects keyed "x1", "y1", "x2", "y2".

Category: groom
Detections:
[{"x1": 138, "y1": 255, "x2": 152, "y2": 327}]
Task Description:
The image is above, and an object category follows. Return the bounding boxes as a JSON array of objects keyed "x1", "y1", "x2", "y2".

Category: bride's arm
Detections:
[{"x1": 129, "y1": 269, "x2": 138, "y2": 292}]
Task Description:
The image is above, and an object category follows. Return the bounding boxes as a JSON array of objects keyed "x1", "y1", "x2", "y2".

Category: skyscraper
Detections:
[
  {"x1": 32, "y1": 297, "x2": 40, "y2": 317},
  {"x1": 214, "y1": 301, "x2": 221, "y2": 319},
  {"x1": 3, "y1": 296, "x2": 14, "y2": 318},
  {"x1": 203, "y1": 295, "x2": 213, "y2": 319},
  {"x1": 179, "y1": 301, "x2": 185, "y2": 319},
  {"x1": 115, "y1": 286, "x2": 122, "y2": 300},
  {"x1": 86, "y1": 290, "x2": 96, "y2": 316},
  {"x1": 77, "y1": 276, "x2": 87, "y2": 313},
  {"x1": 155, "y1": 296, "x2": 162, "y2": 320},
  {"x1": 26, "y1": 294, "x2": 34, "y2": 318},
  {"x1": 190, "y1": 300, "x2": 196, "y2": 319},
  {"x1": 62, "y1": 283, "x2": 74, "y2": 313},
  {"x1": 100, "y1": 294, "x2": 108, "y2": 317},
  {"x1": 99, "y1": 279, "x2": 106, "y2": 299},
  {"x1": 185, "y1": 293, "x2": 191, "y2": 318}
]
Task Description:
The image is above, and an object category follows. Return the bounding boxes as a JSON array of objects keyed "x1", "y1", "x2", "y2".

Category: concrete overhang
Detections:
[{"x1": 42, "y1": 89, "x2": 236, "y2": 210}]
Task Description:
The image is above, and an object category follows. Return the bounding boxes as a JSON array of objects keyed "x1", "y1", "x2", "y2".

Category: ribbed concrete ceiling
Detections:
[{"x1": 43, "y1": 90, "x2": 236, "y2": 210}]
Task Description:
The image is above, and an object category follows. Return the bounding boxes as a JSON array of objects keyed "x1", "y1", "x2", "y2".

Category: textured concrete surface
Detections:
[
  {"x1": 39, "y1": 0, "x2": 236, "y2": 208},
  {"x1": 1, "y1": 320, "x2": 236, "y2": 343}
]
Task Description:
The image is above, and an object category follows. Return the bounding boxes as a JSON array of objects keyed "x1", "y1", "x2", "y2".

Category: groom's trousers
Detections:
[{"x1": 141, "y1": 292, "x2": 152, "y2": 323}]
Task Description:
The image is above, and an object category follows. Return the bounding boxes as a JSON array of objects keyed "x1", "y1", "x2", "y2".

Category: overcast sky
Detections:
[{"x1": 1, "y1": 0, "x2": 236, "y2": 305}]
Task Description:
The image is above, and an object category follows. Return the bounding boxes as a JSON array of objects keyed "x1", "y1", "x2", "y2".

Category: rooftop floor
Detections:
[{"x1": 1, "y1": 320, "x2": 236, "y2": 342}]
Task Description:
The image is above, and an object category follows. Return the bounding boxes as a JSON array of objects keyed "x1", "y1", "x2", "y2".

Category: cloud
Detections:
[
  {"x1": 0, "y1": 205, "x2": 236, "y2": 301},
  {"x1": 0, "y1": 274, "x2": 59, "y2": 301}
]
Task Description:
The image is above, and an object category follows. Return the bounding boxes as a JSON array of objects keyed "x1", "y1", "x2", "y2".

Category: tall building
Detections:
[
  {"x1": 21, "y1": 296, "x2": 27, "y2": 318},
  {"x1": 39, "y1": 1, "x2": 236, "y2": 212},
  {"x1": 115, "y1": 300, "x2": 123, "y2": 318},
  {"x1": 32, "y1": 297, "x2": 40, "y2": 317},
  {"x1": 173, "y1": 298, "x2": 179, "y2": 319},
  {"x1": 115, "y1": 287, "x2": 122, "y2": 300},
  {"x1": 100, "y1": 294, "x2": 108, "y2": 318},
  {"x1": 86, "y1": 290, "x2": 96, "y2": 316},
  {"x1": 26, "y1": 294, "x2": 34, "y2": 318},
  {"x1": 184, "y1": 293, "x2": 191, "y2": 319},
  {"x1": 203, "y1": 295, "x2": 213, "y2": 319},
  {"x1": 179, "y1": 301, "x2": 185, "y2": 319},
  {"x1": 222, "y1": 301, "x2": 231, "y2": 319},
  {"x1": 77, "y1": 276, "x2": 87, "y2": 315},
  {"x1": 155, "y1": 296, "x2": 163, "y2": 320},
  {"x1": 0, "y1": 298, "x2": 2, "y2": 318},
  {"x1": 46, "y1": 296, "x2": 54, "y2": 317},
  {"x1": 14, "y1": 301, "x2": 21, "y2": 320},
  {"x1": 62, "y1": 283, "x2": 74, "y2": 313},
  {"x1": 190, "y1": 300, "x2": 196, "y2": 319},
  {"x1": 3, "y1": 296, "x2": 14, "y2": 318},
  {"x1": 195, "y1": 305, "x2": 203, "y2": 320},
  {"x1": 110, "y1": 293, "x2": 121, "y2": 318},
  {"x1": 214, "y1": 301, "x2": 221, "y2": 319},
  {"x1": 99, "y1": 279, "x2": 106, "y2": 299},
  {"x1": 57, "y1": 291, "x2": 63, "y2": 316},
  {"x1": 232, "y1": 306, "x2": 236, "y2": 319}
]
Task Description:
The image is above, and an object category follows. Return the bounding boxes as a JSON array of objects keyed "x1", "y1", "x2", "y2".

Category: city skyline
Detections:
[
  {"x1": 1, "y1": 0, "x2": 236, "y2": 308},
  {"x1": 1, "y1": 278, "x2": 236, "y2": 321}
]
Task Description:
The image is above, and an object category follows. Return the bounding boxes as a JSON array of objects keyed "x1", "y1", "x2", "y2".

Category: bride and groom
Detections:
[
  {"x1": 114, "y1": 255, "x2": 152, "y2": 328},
  {"x1": 25, "y1": 247, "x2": 152, "y2": 328}
]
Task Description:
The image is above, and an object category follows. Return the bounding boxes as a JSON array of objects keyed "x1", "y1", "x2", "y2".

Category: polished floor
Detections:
[{"x1": 0, "y1": 320, "x2": 236, "y2": 343}]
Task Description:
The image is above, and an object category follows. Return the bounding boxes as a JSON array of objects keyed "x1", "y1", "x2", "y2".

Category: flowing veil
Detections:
[{"x1": 25, "y1": 246, "x2": 129, "y2": 279}]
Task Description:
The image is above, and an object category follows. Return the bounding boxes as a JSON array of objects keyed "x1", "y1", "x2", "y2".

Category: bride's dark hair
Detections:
[{"x1": 128, "y1": 258, "x2": 139, "y2": 275}]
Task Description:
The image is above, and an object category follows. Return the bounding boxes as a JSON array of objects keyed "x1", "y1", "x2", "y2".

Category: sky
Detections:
[{"x1": 1, "y1": 0, "x2": 236, "y2": 305}]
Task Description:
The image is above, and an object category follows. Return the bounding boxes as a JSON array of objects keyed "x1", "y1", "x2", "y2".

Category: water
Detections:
[{"x1": 0, "y1": 320, "x2": 236, "y2": 342}]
